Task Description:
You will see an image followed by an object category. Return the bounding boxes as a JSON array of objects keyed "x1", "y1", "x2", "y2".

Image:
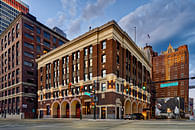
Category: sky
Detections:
[{"x1": 22, "y1": 0, "x2": 195, "y2": 104}]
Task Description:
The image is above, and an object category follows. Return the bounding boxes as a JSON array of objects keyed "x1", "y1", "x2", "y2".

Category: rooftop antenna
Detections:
[
  {"x1": 89, "y1": 26, "x2": 92, "y2": 31},
  {"x1": 134, "y1": 27, "x2": 136, "y2": 44}
]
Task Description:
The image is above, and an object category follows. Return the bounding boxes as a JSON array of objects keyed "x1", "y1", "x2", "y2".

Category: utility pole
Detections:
[{"x1": 94, "y1": 80, "x2": 96, "y2": 120}]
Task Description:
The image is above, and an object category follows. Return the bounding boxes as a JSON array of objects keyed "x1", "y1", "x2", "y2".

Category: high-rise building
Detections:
[
  {"x1": 152, "y1": 44, "x2": 189, "y2": 117},
  {"x1": 0, "y1": 0, "x2": 29, "y2": 34},
  {"x1": 0, "y1": 13, "x2": 68, "y2": 119},
  {"x1": 36, "y1": 20, "x2": 152, "y2": 119}
]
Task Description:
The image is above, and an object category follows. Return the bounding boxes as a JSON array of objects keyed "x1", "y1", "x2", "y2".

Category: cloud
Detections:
[
  {"x1": 46, "y1": 12, "x2": 66, "y2": 28},
  {"x1": 119, "y1": 0, "x2": 195, "y2": 47},
  {"x1": 82, "y1": 0, "x2": 115, "y2": 20},
  {"x1": 60, "y1": 0, "x2": 77, "y2": 17}
]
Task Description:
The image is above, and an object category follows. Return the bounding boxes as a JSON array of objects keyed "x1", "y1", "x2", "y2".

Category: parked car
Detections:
[
  {"x1": 133, "y1": 113, "x2": 144, "y2": 120},
  {"x1": 124, "y1": 114, "x2": 136, "y2": 120}
]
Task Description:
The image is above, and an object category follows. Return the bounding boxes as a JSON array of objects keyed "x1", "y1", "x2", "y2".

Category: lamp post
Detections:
[
  {"x1": 80, "y1": 85, "x2": 83, "y2": 120},
  {"x1": 121, "y1": 80, "x2": 124, "y2": 119},
  {"x1": 93, "y1": 80, "x2": 97, "y2": 120}
]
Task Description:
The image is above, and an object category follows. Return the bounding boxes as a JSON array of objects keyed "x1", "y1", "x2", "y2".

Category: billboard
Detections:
[{"x1": 155, "y1": 97, "x2": 184, "y2": 118}]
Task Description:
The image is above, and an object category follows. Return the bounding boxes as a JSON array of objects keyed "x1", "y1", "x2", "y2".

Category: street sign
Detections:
[
  {"x1": 160, "y1": 82, "x2": 178, "y2": 88},
  {"x1": 84, "y1": 92, "x2": 91, "y2": 96},
  {"x1": 22, "y1": 104, "x2": 27, "y2": 108}
]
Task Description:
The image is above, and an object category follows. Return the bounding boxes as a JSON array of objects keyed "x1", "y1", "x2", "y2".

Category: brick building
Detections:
[
  {"x1": 0, "y1": 0, "x2": 29, "y2": 34},
  {"x1": 37, "y1": 20, "x2": 152, "y2": 119},
  {"x1": 0, "y1": 13, "x2": 68, "y2": 119},
  {"x1": 152, "y1": 44, "x2": 189, "y2": 116}
]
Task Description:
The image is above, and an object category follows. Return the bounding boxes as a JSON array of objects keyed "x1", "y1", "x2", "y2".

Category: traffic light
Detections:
[
  {"x1": 80, "y1": 85, "x2": 83, "y2": 92},
  {"x1": 142, "y1": 82, "x2": 146, "y2": 90},
  {"x1": 68, "y1": 82, "x2": 72, "y2": 90}
]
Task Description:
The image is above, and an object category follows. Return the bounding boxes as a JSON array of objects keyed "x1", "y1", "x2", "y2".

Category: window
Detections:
[
  {"x1": 77, "y1": 51, "x2": 80, "y2": 59},
  {"x1": 24, "y1": 61, "x2": 33, "y2": 67},
  {"x1": 89, "y1": 73, "x2": 92, "y2": 80},
  {"x1": 43, "y1": 40, "x2": 50, "y2": 48},
  {"x1": 53, "y1": 37, "x2": 56, "y2": 43},
  {"x1": 89, "y1": 46, "x2": 93, "y2": 54},
  {"x1": 24, "y1": 33, "x2": 34, "y2": 40},
  {"x1": 36, "y1": 36, "x2": 40, "y2": 43},
  {"x1": 102, "y1": 40, "x2": 106, "y2": 49},
  {"x1": 36, "y1": 45, "x2": 41, "y2": 52},
  {"x1": 59, "y1": 40, "x2": 64, "y2": 45},
  {"x1": 102, "y1": 70, "x2": 106, "y2": 78},
  {"x1": 24, "y1": 23, "x2": 34, "y2": 31},
  {"x1": 101, "y1": 83, "x2": 106, "y2": 91},
  {"x1": 36, "y1": 27, "x2": 41, "y2": 34},
  {"x1": 24, "y1": 52, "x2": 34, "y2": 58},
  {"x1": 85, "y1": 60, "x2": 88, "y2": 68},
  {"x1": 73, "y1": 53, "x2": 76, "y2": 60},
  {"x1": 117, "y1": 55, "x2": 119, "y2": 64},
  {"x1": 84, "y1": 48, "x2": 88, "y2": 56},
  {"x1": 116, "y1": 83, "x2": 119, "y2": 92},
  {"x1": 16, "y1": 69, "x2": 19, "y2": 75},
  {"x1": 44, "y1": 31, "x2": 50, "y2": 39},
  {"x1": 102, "y1": 55, "x2": 106, "y2": 63},
  {"x1": 77, "y1": 63, "x2": 80, "y2": 70},
  {"x1": 24, "y1": 42, "x2": 34, "y2": 49},
  {"x1": 90, "y1": 59, "x2": 93, "y2": 67},
  {"x1": 84, "y1": 74, "x2": 88, "y2": 81}
]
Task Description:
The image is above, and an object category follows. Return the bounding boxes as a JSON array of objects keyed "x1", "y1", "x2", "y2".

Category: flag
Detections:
[{"x1": 147, "y1": 34, "x2": 150, "y2": 39}]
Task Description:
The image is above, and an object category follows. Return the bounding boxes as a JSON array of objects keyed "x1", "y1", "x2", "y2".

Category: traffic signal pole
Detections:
[{"x1": 94, "y1": 80, "x2": 96, "y2": 120}]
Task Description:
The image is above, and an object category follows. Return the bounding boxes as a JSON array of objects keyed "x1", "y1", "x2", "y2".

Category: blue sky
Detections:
[{"x1": 23, "y1": 0, "x2": 195, "y2": 99}]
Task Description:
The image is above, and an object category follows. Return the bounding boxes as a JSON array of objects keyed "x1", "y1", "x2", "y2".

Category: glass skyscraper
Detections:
[{"x1": 0, "y1": 0, "x2": 29, "y2": 34}]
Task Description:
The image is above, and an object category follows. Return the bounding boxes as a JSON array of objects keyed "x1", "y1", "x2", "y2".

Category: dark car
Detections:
[
  {"x1": 133, "y1": 113, "x2": 144, "y2": 120},
  {"x1": 124, "y1": 114, "x2": 136, "y2": 120}
]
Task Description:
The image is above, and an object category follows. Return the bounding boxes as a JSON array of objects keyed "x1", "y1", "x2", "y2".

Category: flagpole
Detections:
[{"x1": 134, "y1": 27, "x2": 136, "y2": 44}]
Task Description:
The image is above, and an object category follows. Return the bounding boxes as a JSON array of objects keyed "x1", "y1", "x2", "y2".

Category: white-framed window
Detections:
[
  {"x1": 84, "y1": 48, "x2": 88, "y2": 56},
  {"x1": 102, "y1": 55, "x2": 106, "y2": 63},
  {"x1": 67, "y1": 67, "x2": 69, "y2": 73},
  {"x1": 90, "y1": 46, "x2": 93, "y2": 54},
  {"x1": 74, "y1": 77, "x2": 76, "y2": 83},
  {"x1": 90, "y1": 59, "x2": 93, "y2": 67},
  {"x1": 85, "y1": 60, "x2": 88, "y2": 68},
  {"x1": 102, "y1": 40, "x2": 106, "y2": 49},
  {"x1": 101, "y1": 83, "x2": 106, "y2": 91},
  {"x1": 73, "y1": 65, "x2": 76, "y2": 72},
  {"x1": 73, "y1": 53, "x2": 76, "y2": 60},
  {"x1": 77, "y1": 76, "x2": 80, "y2": 82},
  {"x1": 85, "y1": 74, "x2": 88, "y2": 81},
  {"x1": 77, "y1": 51, "x2": 80, "y2": 59},
  {"x1": 102, "y1": 70, "x2": 106, "y2": 78},
  {"x1": 84, "y1": 86, "x2": 88, "y2": 91},
  {"x1": 89, "y1": 72, "x2": 92, "y2": 80},
  {"x1": 77, "y1": 63, "x2": 80, "y2": 70},
  {"x1": 90, "y1": 85, "x2": 93, "y2": 91}
]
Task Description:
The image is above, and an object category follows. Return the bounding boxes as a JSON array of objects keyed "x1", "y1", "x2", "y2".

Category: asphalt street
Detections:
[{"x1": 0, "y1": 119, "x2": 195, "y2": 130}]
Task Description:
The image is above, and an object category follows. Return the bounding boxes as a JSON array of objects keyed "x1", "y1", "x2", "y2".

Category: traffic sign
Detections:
[
  {"x1": 84, "y1": 92, "x2": 91, "y2": 96},
  {"x1": 160, "y1": 82, "x2": 178, "y2": 88}
]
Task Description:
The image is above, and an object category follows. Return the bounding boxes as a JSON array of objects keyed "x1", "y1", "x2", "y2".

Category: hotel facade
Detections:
[
  {"x1": 152, "y1": 44, "x2": 189, "y2": 117},
  {"x1": 37, "y1": 21, "x2": 152, "y2": 119},
  {"x1": 0, "y1": 13, "x2": 68, "y2": 119}
]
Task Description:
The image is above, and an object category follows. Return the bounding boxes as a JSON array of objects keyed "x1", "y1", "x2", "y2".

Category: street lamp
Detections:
[
  {"x1": 80, "y1": 84, "x2": 83, "y2": 120},
  {"x1": 93, "y1": 80, "x2": 97, "y2": 120}
]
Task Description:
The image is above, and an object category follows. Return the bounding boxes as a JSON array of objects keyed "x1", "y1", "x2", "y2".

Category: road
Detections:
[{"x1": 0, "y1": 119, "x2": 195, "y2": 130}]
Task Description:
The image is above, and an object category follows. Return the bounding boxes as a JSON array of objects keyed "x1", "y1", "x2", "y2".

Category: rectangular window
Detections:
[
  {"x1": 59, "y1": 40, "x2": 64, "y2": 45},
  {"x1": 117, "y1": 55, "x2": 119, "y2": 64},
  {"x1": 36, "y1": 27, "x2": 41, "y2": 34},
  {"x1": 102, "y1": 55, "x2": 106, "y2": 63},
  {"x1": 89, "y1": 73, "x2": 92, "y2": 80},
  {"x1": 89, "y1": 46, "x2": 93, "y2": 54},
  {"x1": 36, "y1": 45, "x2": 41, "y2": 52},
  {"x1": 101, "y1": 83, "x2": 106, "y2": 91},
  {"x1": 90, "y1": 59, "x2": 93, "y2": 67},
  {"x1": 43, "y1": 40, "x2": 50, "y2": 48},
  {"x1": 24, "y1": 51, "x2": 34, "y2": 58},
  {"x1": 84, "y1": 74, "x2": 88, "y2": 81},
  {"x1": 24, "y1": 23, "x2": 34, "y2": 31},
  {"x1": 102, "y1": 40, "x2": 106, "y2": 49},
  {"x1": 84, "y1": 48, "x2": 88, "y2": 56},
  {"x1": 24, "y1": 42, "x2": 34, "y2": 49},
  {"x1": 77, "y1": 51, "x2": 80, "y2": 59},
  {"x1": 24, "y1": 33, "x2": 34, "y2": 40},
  {"x1": 102, "y1": 70, "x2": 106, "y2": 78},
  {"x1": 85, "y1": 60, "x2": 88, "y2": 68},
  {"x1": 44, "y1": 31, "x2": 50, "y2": 39},
  {"x1": 24, "y1": 61, "x2": 33, "y2": 67},
  {"x1": 53, "y1": 37, "x2": 57, "y2": 43},
  {"x1": 36, "y1": 36, "x2": 40, "y2": 43}
]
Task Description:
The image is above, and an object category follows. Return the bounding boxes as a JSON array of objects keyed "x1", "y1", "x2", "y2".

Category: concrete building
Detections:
[
  {"x1": 152, "y1": 44, "x2": 189, "y2": 117},
  {"x1": 0, "y1": 13, "x2": 68, "y2": 119},
  {"x1": 0, "y1": 0, "x2": 29, "y2": 34},
  {"x1": 37, "y1": 20, "x2": 152, "y2": 119}
]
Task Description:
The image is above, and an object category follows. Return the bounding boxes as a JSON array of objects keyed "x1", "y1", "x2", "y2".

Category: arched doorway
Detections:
[
  {"x1": 61, "y1": 101, "x2": 70, "y2": 118},
  {"x1": 138, "y1": 103, "x2": 142, "y2": 113},
  {"x1": 132, "y1": 102, "x2": 137, "y2": 114},
  {"x1": 125, "y1": 100, "x2": 131, "y2": 115},
  {"x1": 71, "y1": 100, "x2": 81, "y2": 118},
  {"x1": 52, "y1": 102, "x2": 60, "y2": 118}
]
